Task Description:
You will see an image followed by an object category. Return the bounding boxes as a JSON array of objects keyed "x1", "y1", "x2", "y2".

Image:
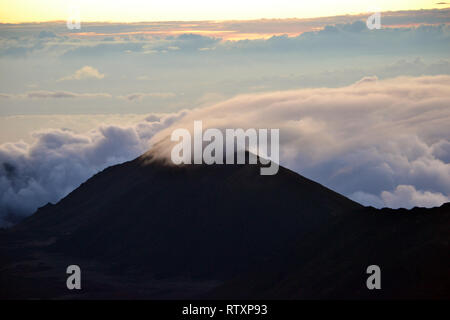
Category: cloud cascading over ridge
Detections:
[
  {"x1": 0, "y1": 75, "x2": 449, "y2": 226},
  {"x1": 0, "y1": 113, "x2": 186, "y2": 227},
  {"x1": 149, "y1": 74, "x2": 450, "y2": 208}
]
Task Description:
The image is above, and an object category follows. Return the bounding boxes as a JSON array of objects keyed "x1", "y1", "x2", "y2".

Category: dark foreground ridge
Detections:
[{"x1": 0, "y1": 152, "x2": 448, "y2": 299}]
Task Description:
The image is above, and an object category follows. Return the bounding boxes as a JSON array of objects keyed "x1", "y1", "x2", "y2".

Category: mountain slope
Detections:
[
  {"x1": 0, "y1": 152, "x2": 448, "y2": 299},
  {"x1": 209, "y1": 204, "x2": 450, "y2": 299},
  {"x1": 14, "y1": 152, "x2": 361, "y2": 279}
]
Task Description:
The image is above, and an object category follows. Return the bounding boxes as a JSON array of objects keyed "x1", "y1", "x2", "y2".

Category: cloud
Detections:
[
  {"x1": 38, "y1": 30, "x2": 57, "y2": 38},
  {"x1": 148, "y1": 75, "x2": 450, "y2": 209},
  {"x1": 0, "y1": 91, "x2": 112, "y2": 99},
  {"x1": 3, "y1": 19, "x2": 448, "y2": 59},
  {"x1": 1, "y1": 91, "x2": 174, "y2": 101},
  {"x1": 1, "y1": 75, "x2": 450, "y2": 226},
  {"x1": 119, "y1": 92, "x2": 176, "y2": 101},
  {"x1": 381, "y1": 185, "x2": 449, "y2": 209},
  {"x1": 353, "y1": 75, "x2": 378, "y2": 86},
  {"x1": 59, "y1": 66, "x2": 105, "y2": 81},
  {"x1": 0, "y1": 112, "x2": 184, "y2": 227},
  {"x1": 2, "y1": 8, "x2": 448, "y2": 43},
  {"x1": 26, "y1": 91, "x2": 111, "y2": 99}
]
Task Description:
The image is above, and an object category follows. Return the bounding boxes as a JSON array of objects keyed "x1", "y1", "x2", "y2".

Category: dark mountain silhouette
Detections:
[
  {"x1": 0, "y1": 151, "x2": 448, "y2": 299},
  {"x1": 210, "y1": 204, "x2": 450, "y2": 299}
]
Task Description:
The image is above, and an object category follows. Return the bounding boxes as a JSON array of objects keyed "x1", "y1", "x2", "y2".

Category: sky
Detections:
[
  {"x1": 0, "y1": 3, "x2": 450, "y2": 226},
  {"x1": 0, "y1": 0, "x2": 445, "y2": 23}
]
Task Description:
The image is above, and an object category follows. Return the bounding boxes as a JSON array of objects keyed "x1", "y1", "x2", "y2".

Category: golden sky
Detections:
[{"x1": 0, "y1": 0, "x2": 445, "y2": 23}]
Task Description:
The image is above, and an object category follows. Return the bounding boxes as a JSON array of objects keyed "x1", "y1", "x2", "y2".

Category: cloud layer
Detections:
[
  {"x1": 149, "y1": 75, "x2": 450, "y2": 208},
  {"x1": 0, "y1": 113, "x2": 184, "y2": 226},
  {"x1": 1, "y1": 19, "x2": 449, "y2": 117},
  {"x1": 0, "y1": 75, "x2": 449, "y2": 226},
  {"x1": 59, "y1": 66, "x2": 105, "y2": 81},
  {"x1": 1, "y1": 8, "x2": 449, "y2": 41}
]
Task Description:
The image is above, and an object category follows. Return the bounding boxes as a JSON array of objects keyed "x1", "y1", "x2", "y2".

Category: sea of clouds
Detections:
[{"x1": 1, "y1": 75, "x2": 449, "y2": 226}]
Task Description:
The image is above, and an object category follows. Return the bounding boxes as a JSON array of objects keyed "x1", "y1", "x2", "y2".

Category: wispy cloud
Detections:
[
  {"x1": 119, "y1": 92, "x2": 176, "y2": 101},
  {"x1": 0, "y1": 112, "x2": 184, "y2": 226},
  {"x1": 0, "y1": 91, "x2": 176, "y2": 100},
  {"x1": 1, "y1": 8, "x2": 449, "y2": 43},
  {"x1": 1, "y1": 75, "x2": 450, "y2": 226},
  {"x1": 150, "y1": 75, "x2": 450, "y2": 210},
  {"x1": 380, "y1": 185, "x2": 448, "y2": 208},
  {"x1": 0, "y1": 91, "x2": 112, "y2": 99},
  {"x1": 27, "y1": 91, "x2": 110, "y2": 99}
]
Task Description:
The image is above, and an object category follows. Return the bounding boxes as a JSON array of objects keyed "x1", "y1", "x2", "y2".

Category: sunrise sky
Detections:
[{"x1": 0, "y1": 0, "x2": 445, "y2": 23}]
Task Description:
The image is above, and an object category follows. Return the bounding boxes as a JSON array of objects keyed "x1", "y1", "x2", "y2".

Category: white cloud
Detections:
[
  {"x1": 149, "y1": 75, "x2": 450, "y2": 209},
  {"x1": 381, "y1": 185, "x2": 449, "y2": 209},
  {"x1": 26, "y1": 91, "x2": 111, "y2": 99},
  {"x1": 1, "y1": 75, "x2": 450, "y2": 226},
  {"x1": 0, "y1": 91, "x2": 176, "y2": 101},
  {"x1": 0, "y1": 112, "x2": 184, "y2": 226},
  {"x1": 59, "y1": 66, "x2": 105, "y2": 81},
  {"x1": 119, "y1": 92, "x2": 176, "y2": 101}
]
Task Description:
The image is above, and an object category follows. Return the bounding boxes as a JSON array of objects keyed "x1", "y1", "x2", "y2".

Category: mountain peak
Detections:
[{"x1": 1, "y1": 151, "x2": 448, "y2": 299}]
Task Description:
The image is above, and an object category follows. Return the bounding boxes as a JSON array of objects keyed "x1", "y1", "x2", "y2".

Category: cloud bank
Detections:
[
  {"x1": 149, "y1": 74, "x2": 450, "y2": 208},
  {"x1": 1, "y1": 8, "x2": 449, "y2": 41},
  {"x1": 0, "y1": 113, "x2": 185, "y2": 226},
  {"x1": 0, "y1": 75, "x2": 449, "y2": 226}
]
